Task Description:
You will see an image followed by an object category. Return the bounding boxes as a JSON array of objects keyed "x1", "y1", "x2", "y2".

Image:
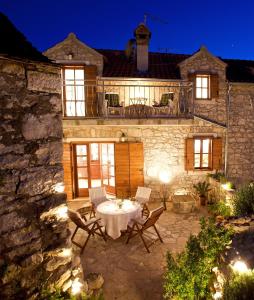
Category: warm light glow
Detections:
[
  {"x1": 159, "y1": 170, "x2": 171, "y2": 183},
  {"x1": 231, "y1": 260, "x2": 249, "y2": 274},
  {"x1": 213, "y1": 291, "x2": 222, "y2": 300},
  {"x1": 221, "y1": 182, "x2": 232, "y2": 191},
  {"x1": 59, "y1": 248, "x2": 72, "y2": 257},
  {"x1": 56, "y1": 205, "x2": 68, "y2": 220},
  {"x1": 53, "y1": 182, "x2": 65, "y2": 193},
  {"x1": 71, "y1": 278, "x2": 83, "y2": 295}
]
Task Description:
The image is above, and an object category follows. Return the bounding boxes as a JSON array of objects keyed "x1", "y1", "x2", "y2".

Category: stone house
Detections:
[{"x1": 44, "y1": 23, "x2": 254, "y2": 201}]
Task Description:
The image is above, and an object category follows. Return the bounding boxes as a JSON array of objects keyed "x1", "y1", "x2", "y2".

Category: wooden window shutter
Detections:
[
  {"x1": 212, "y1": 138, "x2": 222, "y2": 170},
  {"x1": 185, "y1": 138, "x2": 194, "y2": 171},
  {"x1": 210, "y1": 74, "x2": 219, "y2": 98}
]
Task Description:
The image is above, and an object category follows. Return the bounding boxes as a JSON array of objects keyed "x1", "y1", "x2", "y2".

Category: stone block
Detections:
[{"x1": 27, "y1": 70, "x2": 61, "y2": 93}]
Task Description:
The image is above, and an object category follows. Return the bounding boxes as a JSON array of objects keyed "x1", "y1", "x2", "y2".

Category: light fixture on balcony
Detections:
[{"x1": 120, "y1": 132, "x2": 127, "y2": 142}]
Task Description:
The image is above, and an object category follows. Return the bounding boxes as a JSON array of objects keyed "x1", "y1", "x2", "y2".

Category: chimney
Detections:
[{"x1": 134, "y1": 23, "x2": 151, "y2": 72}]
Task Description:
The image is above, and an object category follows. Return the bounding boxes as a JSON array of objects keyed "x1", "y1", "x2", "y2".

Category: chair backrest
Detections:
[
  {"x1": 89, "y1": 187, "x2": 107, "y2": 207},
  {"x1": 142, "y1": 206, "x2": 164, "y2": 230},
  {"x1": 68, "y1": 209, "x2": 87, "y2": 230},
  {"x1": 135, "y1": 187, "x2": 152, "y2": 204}
]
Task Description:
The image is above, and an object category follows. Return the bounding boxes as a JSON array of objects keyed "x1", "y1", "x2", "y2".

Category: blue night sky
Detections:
[{"x1": 1, "y1": 0, "x2": 254, "y2": 60}]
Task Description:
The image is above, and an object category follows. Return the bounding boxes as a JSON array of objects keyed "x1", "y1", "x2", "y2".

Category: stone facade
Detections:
[
  {"x1": 0, "y1": 57, "x2": 76, "y2": 299},
  {"x1": 63, "y1": 118, "x2": 226, "y2": 200}
]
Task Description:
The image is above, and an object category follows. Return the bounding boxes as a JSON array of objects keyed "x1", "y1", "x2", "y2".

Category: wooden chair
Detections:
[
  {"x1": 89, "y1": 186, "x2": 108, "y2": 218},
  {"x1": 134, "y1": 186, "x2": 152, "y2": 217},
  {"x1": 126, "y1": 206, "x2": 164, "y2": 253},
  {"x1": 68, "y1": 209, "x2": 106, "y2": 253}
]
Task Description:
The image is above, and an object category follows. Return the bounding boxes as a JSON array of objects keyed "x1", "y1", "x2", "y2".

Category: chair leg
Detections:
[
  {"x1": 137, "y1": 228, "x2": 150, "y2": 253},
  {"x1": 97, "y1": 223, "x2": 107, "y2": 241},
  {"x1": 126, "y1": 224, "x2": 135, "y2": 244},
  {"x1": 153, "y1": 224, "x2": 163, "y2": 243},
  {"x1": 71, "y1": 226, "x2": 78, "y2": 242}
]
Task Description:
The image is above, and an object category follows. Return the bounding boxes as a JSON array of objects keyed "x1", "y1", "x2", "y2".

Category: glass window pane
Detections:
[
  {"x1": 109, "y1": 177, "x2": 115, "y2": 187},
  {"x1": 78, "y1": 179, "x2": 88, "y2": 188},
  {"x1": 77, "y1": 156, "x2": 87, "y2": 166},
  {"x1": 91, "y1": 180, "x2": 101, "y2": 187},
  {"x1": 110, "y1": 166, "x2": 115, "y2": 176},
  {"x1": 194, "y1": 139, "x2": 201, "y2": 153},
  {"x1": 66, "y1": 101, "x2": 75, "y2": 116},
  {"x1": 76, "y1": 145, "x2": 87, "y2": 155},
  {"x1": 202, "y1": 88, "x2": 208, "y2": 99},
  {"x1": 103, "y1": 178, "x2": 108, "y2": 185},
  {"x1": 75, "y1": 69, "x2": 84, "y2": 80},
  {"x1": 194, "y1": 154, "x2": 200, "y2": 168},
  {"x1": 203, "y1": 139, "x2": 210, "y2": 153},
  {"x1": 65, "y1": 69, "x2": 74, "y2": 80},
  {"x1": 196, "y1": 88, "x2": 202, "y2": 98},
  {"x1": 66, "y1": 86, "x2": 75, "y2": 100},
  {"x1": 196, "y1": 77, "x2": 202, "y2": 87},
  {"x1": 202, "y1": 154, "x2": 209, "y2": 167},
  {"x1": 90, "y1": 143, "x2": 99, "y2": 161},
  {"x1": 76, "y1": 102, "x2": 85, "y2": 116},
  {"x1": 77, "y1": 167, "x2": 88, "y2": 178},
  {"x1": 202, "y1": 77, "x2": 208, "y2": 88},
  {"x1": 75, "y1": 86, "x2": 84, "y2": 100}
]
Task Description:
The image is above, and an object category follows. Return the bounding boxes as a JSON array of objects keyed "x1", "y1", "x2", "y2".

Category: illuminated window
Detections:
[
  {"x1": 196, "y1": 75, "x2": 210, "y2": 99},
  {"x1": 194, "y1": 138, "x2": 211, "y2": 169},
  {"x1": 63, "y1": 68, "x2": 85, "y2": 116}
]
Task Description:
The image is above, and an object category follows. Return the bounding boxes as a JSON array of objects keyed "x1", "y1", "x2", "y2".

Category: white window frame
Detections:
[{"x1": 195, "y1": 75, "x2": 210, "y2": 100}]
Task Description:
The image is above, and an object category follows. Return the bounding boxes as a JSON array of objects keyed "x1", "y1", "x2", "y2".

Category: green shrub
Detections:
[
  {"x1": 232, "y1": 183, "x2": 254, "y2": 216},
  {"x1": 223, "y1": 271, "x2": 254, "y2": 300},
  {"x1": 207, "y1": 172, "x2": 226, "y2": 183},
  {"x1": 164, "y1": 217, "x2": 233, "y2": 300},
  {"x1": 208, "y1": 201, "x2": 232, "y2": 217},
  {"x1": 193, "y1": 181, "x2": 211, "y2": 197}
]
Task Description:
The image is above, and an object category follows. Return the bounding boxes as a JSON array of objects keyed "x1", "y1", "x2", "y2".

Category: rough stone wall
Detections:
[
  {"x1": 44, "y1": 33, "x2": 103, "y2": 75},
  {"x1": 63, "y1": 119, "x2": 226, "y2": 200},
  {"x1": 0, "y1": 58, "x2": 73, "y2": 299},
  {"x1": 180, "y1": 48, "x2": 227, "y2": 125},
  {"x1": 227, "y1": 84, "x2": 254, "y2": 184}
]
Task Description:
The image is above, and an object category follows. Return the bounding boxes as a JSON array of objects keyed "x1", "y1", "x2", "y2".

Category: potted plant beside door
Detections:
[{"x1": 193, "y1": 181, "x2": 211, "y2": 206}]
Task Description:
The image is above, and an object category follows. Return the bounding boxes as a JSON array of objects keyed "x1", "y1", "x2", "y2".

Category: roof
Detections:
[
  {"x1": 0, "y1": 12, "x2": 50, "y2": 63},
  {"x1": 97, "y1": 49, "x2": 254, "y2": 83}
]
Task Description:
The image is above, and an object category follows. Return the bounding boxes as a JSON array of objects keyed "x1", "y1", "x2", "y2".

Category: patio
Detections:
[{"x1": 68, "y1": 200, "x2": 208, "y2": 300}]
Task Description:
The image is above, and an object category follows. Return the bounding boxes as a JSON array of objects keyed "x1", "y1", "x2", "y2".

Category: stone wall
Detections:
[
  {"x1": 180, "y1": 47, "x2": 227, "y2": 125},
  {"x1": 227, "y1": 84, "x2": 254, "y2": 184},
  {"x1": 63, "y1": 118, "x2": 226, "y2": 200},
  {"x1": 0, "y1": 58, "x2": 74, "y2": 299}
]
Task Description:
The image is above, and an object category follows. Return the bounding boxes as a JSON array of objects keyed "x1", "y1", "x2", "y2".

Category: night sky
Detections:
[{"x1": 1, "y1": 0, "x2": 254, "y2": 60}]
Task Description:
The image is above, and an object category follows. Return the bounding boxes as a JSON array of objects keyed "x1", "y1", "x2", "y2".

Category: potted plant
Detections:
[{"x1": 193, "y1": 181, "x2": 211, "y2": 206}]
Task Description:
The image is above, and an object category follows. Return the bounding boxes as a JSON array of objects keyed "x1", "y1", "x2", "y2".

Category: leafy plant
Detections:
[
  {"x1": 164, "y1": 217, "x2": 233, "y2": 300},
  {"x1": 207, "y1": 172, "x2": 226, "y2": 183},
  {"x1": 232, "y1": 183, "x2": 254, "y2": 216},
  {"x1": 193, "y1": 181, "x2": 211, "y2": 197},
  {"x1": 223, "y1": 270, "x2": 254, "y2": 300},
  {"x1": 39, "y1": 288, "x2": 104, "y2": 300},
  {"x1": 208, "y1": 201, "x2": 232, "y2": 217}
]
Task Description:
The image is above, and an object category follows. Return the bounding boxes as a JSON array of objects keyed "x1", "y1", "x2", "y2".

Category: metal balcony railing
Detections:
[{"x1": 62, "y1": 78, "x2": 193, "y2": 119}]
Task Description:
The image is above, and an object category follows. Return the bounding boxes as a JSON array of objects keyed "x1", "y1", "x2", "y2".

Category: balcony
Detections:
[{"x1": 62, "y1": 78, "x2": 193, "y2": 120}]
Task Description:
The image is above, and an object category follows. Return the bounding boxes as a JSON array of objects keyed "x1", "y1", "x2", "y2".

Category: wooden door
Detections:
[
  {"x1": 129, "y1": 143, "x2": 144, "y2": 197},
  {"x1": 115, "y1": 142, "x2": 144, "y2": 198},
  {"x1": 74, "y1": 144, "x2": 89, "y2": 197}
]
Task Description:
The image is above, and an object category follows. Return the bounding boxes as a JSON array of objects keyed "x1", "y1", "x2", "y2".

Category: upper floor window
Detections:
[
  {"x1": 63, "y1": 68, "x2": 85, "y2": 116},
  {"x1": 194, "y1": 137, "x2": 211, "y2": 169},
  {"x1": 196, "y1": 75, "x2": 210, "y2": 99}
]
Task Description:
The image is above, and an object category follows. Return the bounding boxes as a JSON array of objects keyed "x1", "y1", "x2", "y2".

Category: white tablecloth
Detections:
[{"x1": 96, "y1": 200, "x2": 142, "y2": 239}]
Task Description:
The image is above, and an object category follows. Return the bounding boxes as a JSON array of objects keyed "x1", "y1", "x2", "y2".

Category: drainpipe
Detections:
[{"x1": 225, "y1": 82, "x2": 232, "y2": 177}]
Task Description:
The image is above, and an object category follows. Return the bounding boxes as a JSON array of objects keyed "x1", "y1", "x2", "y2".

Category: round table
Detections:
[{"x1": 96, "y1": 200, "x2": 142, "y2": 239}]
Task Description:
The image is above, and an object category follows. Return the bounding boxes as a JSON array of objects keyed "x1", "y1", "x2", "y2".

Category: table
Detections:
[
  {"x1": 172, "y1": 195, "x2": 196, "y2": 214},
  {"x1": 129, "y1": 97, "x2": 148, "y2": 118},
  {"x1": 96, "y1": 200, "x2": 142, "y2": 239}
]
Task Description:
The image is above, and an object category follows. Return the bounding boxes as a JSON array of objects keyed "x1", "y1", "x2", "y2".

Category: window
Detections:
[
  {"x1": 196, "y1": 75, "x2": 210, "y2": 99},
  {"x1": 105, "y1": 93, "x2": 120, "y2": 107},
  {"x1": 63, "y1": 68, "x2": 85, "y2": 116},
  {"x1": 194, "y1": 137, "x2": 211, "y2": 169},
  {"x1": 160, "y1": 93, "x2": 174, "y2": 106}
]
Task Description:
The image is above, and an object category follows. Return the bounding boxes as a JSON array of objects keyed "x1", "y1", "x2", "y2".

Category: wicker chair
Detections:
[
  {"x1": 134, "y1": 186, "x2": 152, "y2": 217},
  {"x1": 126, "y1": 206, "x2": 164, "y2": 253},
  {"x1": 68, "y1": 209, "x2": 106, "y2": 253}
]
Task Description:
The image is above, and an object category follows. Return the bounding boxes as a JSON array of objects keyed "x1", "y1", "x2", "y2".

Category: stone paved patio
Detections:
[{"x1": 68, "y1": 200, "x2": 208, "y2": 300}]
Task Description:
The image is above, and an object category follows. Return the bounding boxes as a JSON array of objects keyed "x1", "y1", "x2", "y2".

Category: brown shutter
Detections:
[
  {"x1": 185, "y1": 138, "x2": 194, "y2": 171},
  {"x1": 210, "y1": 74, "x2": 219, "y2": 98},
  {"x1": 115, "y1": 143, "x2": 130, "y2": 198},
  {"x1": 212, "y1": 138, "x2": 222, "y2": 170},
  {"x1": 85, "y1": 65, "x2": 97, "y2": 117},
  {"x1": 188, "y1": 73, "x2": 196, "y2": 98},
  {"x1": 129, "y1": 143, "x2": 144, "y2": 197},
  {"x1": 62, "y1": 143, "x2": 73, "y2": 200}
]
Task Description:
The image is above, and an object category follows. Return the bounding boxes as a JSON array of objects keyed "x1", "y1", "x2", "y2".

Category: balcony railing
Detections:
[{"x1": 62, "y1": 78, "x2": 193, "y2": 119}]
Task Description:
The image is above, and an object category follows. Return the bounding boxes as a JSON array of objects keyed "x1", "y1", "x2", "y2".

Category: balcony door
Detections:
[{"x1": 73, "y1": 143, "x2": 115, "y2": 197}]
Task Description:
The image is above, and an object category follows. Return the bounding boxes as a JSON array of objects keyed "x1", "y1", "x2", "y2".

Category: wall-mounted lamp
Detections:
[
  {"x1": 120, "y1": 132, "x2": 127, "y2": 142},
  {"x1": 68, "y1": 53, "x2": 73, "y2": 60}
]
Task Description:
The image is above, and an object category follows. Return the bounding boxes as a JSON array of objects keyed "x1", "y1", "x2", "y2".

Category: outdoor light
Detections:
[
  {"x1": 221, "y1": 182, "x2": 232, "y2": 191},
  {"x1": 59, "y1": 248, "x2": 72, "y2": 257},
  {"x1": 159, "y1": 170, "x2": 171, "y2": 183},
  {"x1": 54, "y1": 182, "x2": 65, "y2": 193},
  {"x1": 71, "y1": 278, "x2": 83, "y2": 295},
  {"x1": 231, "y1": 260, "x2": 250, "y2": 274},
  {"x1": 213, "y1": 291, "x2": 222, "y2": 299},
  {"x1": 56, "y1": 205, "x2": 68, "y2": 220},
  {"x1": 120, "y1": 132, "x2": 127, "y2": 142}
]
